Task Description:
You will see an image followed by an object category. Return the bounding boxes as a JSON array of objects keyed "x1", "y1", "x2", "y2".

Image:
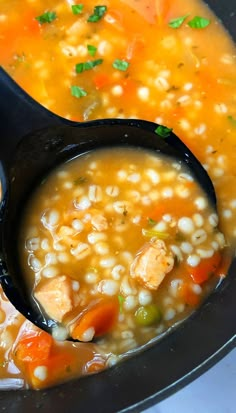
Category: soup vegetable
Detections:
[{"x1": 0, "y1": 0, "x2": 235, "y2": 390}]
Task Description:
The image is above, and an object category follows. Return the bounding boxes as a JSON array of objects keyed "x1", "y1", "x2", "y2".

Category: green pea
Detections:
[{"x1": 135, "y1": 304, "x2": 162, "y2": 326}]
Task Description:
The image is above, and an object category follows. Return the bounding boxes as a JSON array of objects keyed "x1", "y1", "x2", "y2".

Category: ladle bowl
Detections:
[{"x1": 0, "y1": 67, "x2": 217, "y2": 333}]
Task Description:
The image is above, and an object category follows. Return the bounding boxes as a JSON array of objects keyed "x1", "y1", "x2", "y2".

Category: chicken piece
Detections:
[
  {"x1": 34, "y1": 275, "x2": 74, "y2": 322},
  {"x1": 91, "y1": 214, "x2": 108, "y2": 231},
  {"x1": 130, "y1": 239, "x2": 174, "y2": 290}
]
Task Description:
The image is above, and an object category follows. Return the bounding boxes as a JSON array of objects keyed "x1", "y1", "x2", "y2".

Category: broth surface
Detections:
[{"x1": 0, "y1": 0, "x2": 236, "y2": 390}]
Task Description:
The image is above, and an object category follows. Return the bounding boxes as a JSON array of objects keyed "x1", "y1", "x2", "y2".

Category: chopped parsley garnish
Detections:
[
  {"x1": 168, "y1": 14, "x2": 189, "y2": 29},
  {"x1": 188, "y1": 16, "x2": 210, "y2": 29},
  {"x1": 87, "y1": 44, "x2": 97, "y2": 57},
  {"x1": 87, "y1": 5, "x2": 107, "y2": 22},
  {"x1": 112, "y1": 59, "x2": 130, "y2": 71},
  {"x1": 75, "y1": 59, "x2": 103, "y2": 73},
  {"x1": 71, "y1": 85, "x2": 87, "y2": 98},
  {"x1": 35, "y1": 11, "x2": 57, "y2": 24},
  {"x1": 71, "y1": 4, "x2": 84, "y2": 15},
  {"x1": 228, "y1": 115, "x2": 236, "y2": 126},
  {"x1": 155, "y1": 125, "x2": 173, "y2": 138}
]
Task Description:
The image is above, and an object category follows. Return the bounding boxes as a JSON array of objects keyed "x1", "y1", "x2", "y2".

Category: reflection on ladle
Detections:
[{"x1": 0, "y1": 67, "x2": 216, "y2": 336}]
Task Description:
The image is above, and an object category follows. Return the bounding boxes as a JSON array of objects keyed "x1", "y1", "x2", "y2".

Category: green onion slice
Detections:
[{"x1": 142, "y1": 229, "x2": 169, "y2": 240}]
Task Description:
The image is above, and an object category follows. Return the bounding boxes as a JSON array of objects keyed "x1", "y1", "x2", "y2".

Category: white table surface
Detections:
[{"x1": 144, "y1": 348, "x2": 236, "y2": 413}]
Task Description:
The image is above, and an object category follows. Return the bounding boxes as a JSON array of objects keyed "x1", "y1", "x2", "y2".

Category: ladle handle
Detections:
[{"x1": 0, "y1": 67, "x2": 65, "y2": 162}]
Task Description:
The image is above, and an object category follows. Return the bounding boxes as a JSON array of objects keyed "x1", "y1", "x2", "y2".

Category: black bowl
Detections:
[{"x1": 0, "y1": 1, "x2": 235, "y2": 412}]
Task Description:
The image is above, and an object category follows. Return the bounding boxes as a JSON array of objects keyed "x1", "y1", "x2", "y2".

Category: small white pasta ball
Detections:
[
  {"x1": 178, "y1": 217, "x2": 195, "y2": 234},
  {"x1": 97, "y1": 280, "x2": 119, "y2": 296}
]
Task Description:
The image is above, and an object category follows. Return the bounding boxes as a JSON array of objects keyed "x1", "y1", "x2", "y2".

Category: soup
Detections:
[
  {"x1": 18, "y1": 147, "x2": 225, "y2": 347},
  {"x1": 0, "y1": 0, "x2": 236, "y2": 390}
]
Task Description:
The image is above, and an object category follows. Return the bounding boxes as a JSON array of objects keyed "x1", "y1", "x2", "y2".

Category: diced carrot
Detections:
[
  {"x1": 0, "y1": 11, "x2": 40, "y2": 61},
  {"x1": 121, "y1": 0, "x2": 157, "y2": 24},
  {"x1": 179, "y1": 283, "x2": 200, "y2": 307},
  {"x1": 15, "y1": 331, "x2": 53, "y2": 363},
  {"x1": 147, "y1": 197, "x2": 197, "y2": 223},
  {"x1": 104, "y1": 9, "x2": 124, "y2": 30},
  {"x1": 155, "y1": 0, "x2": 171, "y2": 24},
  {"x1": 23, "y1": 11, "x2": 41, "y2": 35},
  {"x1": 26, "y1": 351, "x2": 76, "y2": 389},
  {"x1": 187, "y1": 252, "x2": 222, "y2": 284},
  {"x1": 93, "y1": 73, "x2": 111, "y2": 89},
  {"x1": 126, "y1": 36, "x2": 145, "y2": 61},
  {"x1": 70, "y1": 298, "x2": 119, "y2": 341},
  {"x1": 121, "y1": 78, "x2": 138, "y2": 97}
]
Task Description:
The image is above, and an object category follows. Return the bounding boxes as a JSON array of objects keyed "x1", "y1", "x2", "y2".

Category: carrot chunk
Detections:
[
  {"x1": 15, "y1": 331, "x2": 53, "y2": 363},
  {"x1": 93, "y1": 73, "x2": 111, "y2": 89},
  {"x1": 179, "y1": 283, "x2": 200, "y2": 307},
  {"x1": 70, "y1": 298, "x2": 119, "y2": 341},
  {"x1": 121, "y1": 0, "x2": 157, "y2": 24},
  {"x1": 187, "y1": 252, "x2": 222, "y2": 284},
  {"x1": 26, "y1": 351, "x2": 76, "y2": 389}
]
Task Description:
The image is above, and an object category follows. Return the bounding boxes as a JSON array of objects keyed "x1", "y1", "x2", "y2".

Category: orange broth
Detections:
[{"x1": 0, "y1": 0, "x2": 236, "y2": 390}]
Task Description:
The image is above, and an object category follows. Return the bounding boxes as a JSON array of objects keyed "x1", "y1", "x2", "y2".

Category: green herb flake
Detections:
[
  {"x1": 71, "y1": 85, "x2": 87, "y2": 98},
  {"x1": 87, "y1": 5, "x2": 107, "y2": 22},
  {"x1": 188, "y1": 16, "x2": 210, "y2": 29},
  {"x1": 118, "y1": 295, "x2": 125, "y2": 313},
  {"x1": 75, "y1": 59, "x2": 103, "y2": 73},
  {"x1": 74, "y1": 176, "x2": 88, "y2": 185},
  {"x1": 148, "y1": 217, "x2": 157, "y2": 226},
  {"x1": 71, "y1": 4, "x2": 84, "y2": 15},
  {"x1": 168, "y1": 14, "x2": 189, "y2": 29},
  {"x1": 87, "y1": 44, "x2": 97, "y2": 57},
  {"x1": 228, "y1": 115, "x2": 236, "y2": 126},
  {"x1": 154, "y1": 125, "x2": 173, "y2": 138},
  {"x1": 35, "y1": 11, "x2": 57, "y2": 25},
  {"x1": 112, "y1": 59, "x2": 130, "y2": 72}
]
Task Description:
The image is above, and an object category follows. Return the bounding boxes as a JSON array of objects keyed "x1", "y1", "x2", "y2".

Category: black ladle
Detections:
[{"x1": 0, "y1": 67, "x2": 216, "y2": 334}]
